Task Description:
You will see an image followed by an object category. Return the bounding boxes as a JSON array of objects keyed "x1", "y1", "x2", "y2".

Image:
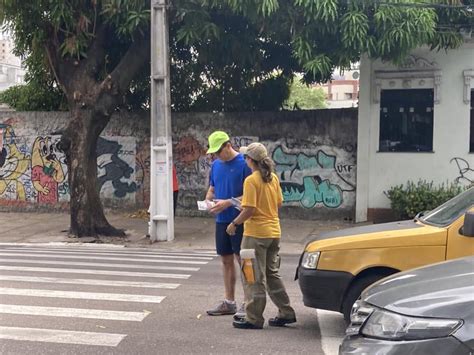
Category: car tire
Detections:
[{"x1": 342, "y1": 274, "x2": 386, "y2": 322}]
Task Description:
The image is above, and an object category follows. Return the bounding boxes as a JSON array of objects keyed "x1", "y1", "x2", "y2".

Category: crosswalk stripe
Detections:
[
  {"x1": 0, "y1": 265, "x2": 190, "y2": 279},
  {"x1": 0, "y1": 287, "x2": 166, "y2": 303},
  {"x1": 2, "y1": 246, "x2": 217, "y2": 257},
  {"x1": 0, "y1": 304, "x2": 149, "y2": 321},
  {"x1": 0, "y1": 258, "x2": 200, "y2": 272},
  {"x1": 0, "y1": 326, "x2": 126, "y2": 346},
  {"x1": 1, "y1": 248, "x2": 215, "y2": 260},
  {"x1": 0, "y1": 252, "x2": 208, "y2": 264},
  {"x1": 0, "y1": 275, "x2": 180, "y2": 289}
]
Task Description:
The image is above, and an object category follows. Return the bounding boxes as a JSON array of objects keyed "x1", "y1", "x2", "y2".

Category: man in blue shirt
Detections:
[{"x1": 205, "y1": 131, "x2": 252, "y2": 316}]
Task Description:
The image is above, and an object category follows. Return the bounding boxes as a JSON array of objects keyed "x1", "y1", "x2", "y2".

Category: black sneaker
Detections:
[
  {"x1": 268, "y1": 316, "x2": 297, "y2": 327},
  {"x1": 232, "y1": 319, "x2": 263, "y2": 329}
]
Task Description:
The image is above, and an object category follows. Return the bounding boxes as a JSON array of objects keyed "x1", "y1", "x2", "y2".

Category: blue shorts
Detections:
[{"x1": 215, "y1": 222, "x2": 243, "y2": 256}]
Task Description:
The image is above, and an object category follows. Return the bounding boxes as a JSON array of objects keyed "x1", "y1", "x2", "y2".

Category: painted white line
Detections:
[
  {"x1": 317, "y1": 310, "x2": 346, "y2": 355},
  {"x1": 0, "y1": 326, "x2": 126, "y2": 346},
  {"x1": 0, "y1": 242, "x2": 125, "y2": 249},
  {"x1": 0, "y1": 248, "x2": 214, "y2": 262},
  {"x1": 0, "y1": 258, "x2": 200, "y2": 272},
  {"x1": 0, "y1": 304, "x2": 149, "y2": 321},
  {"x1": 0, "y1": 287, "x2": 166, "y2": 303},
  {"x1": 0, "y1": 252, "x2": 208, "y2": 264},
  {"x1": 2, "y1": 247, "x2": 217, "y2": 258},
  {"x1": 0, "y1": 265, "x2": 190, "y2": 279},
  {"x1": 0, "y1": 275, "x2": 180, "y2": 289}
]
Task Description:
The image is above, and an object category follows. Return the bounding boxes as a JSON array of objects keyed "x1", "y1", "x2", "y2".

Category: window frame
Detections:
[{"x1": 378, "y1": 88, "x2": 435, "y2": 153}]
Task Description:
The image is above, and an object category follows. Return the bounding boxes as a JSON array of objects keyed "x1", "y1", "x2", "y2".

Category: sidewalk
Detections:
[{"x1": 0, "y1": 212, "x2": 355, "y2": 254}]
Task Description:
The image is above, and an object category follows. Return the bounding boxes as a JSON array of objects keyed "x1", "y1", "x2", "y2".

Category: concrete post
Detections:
[{"x1": 149, "y1": 0, "x2": 174, "y2": 241}]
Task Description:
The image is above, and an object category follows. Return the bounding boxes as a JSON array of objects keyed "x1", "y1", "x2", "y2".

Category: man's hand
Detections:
[
  {"x1": 209, "y1": 199, "x2": 232, "y2": 214},
  {"x1": 226, "y1": 223, "x2": 237, "y2": 236}
]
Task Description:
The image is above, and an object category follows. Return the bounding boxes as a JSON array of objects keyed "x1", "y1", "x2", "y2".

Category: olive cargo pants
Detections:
[{"x1": 241, "y1": 236, "x2": 296, "y2": 327}]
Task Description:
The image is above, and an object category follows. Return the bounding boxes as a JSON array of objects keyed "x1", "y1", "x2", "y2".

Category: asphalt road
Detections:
[{"x1": 0, "y1": 244, "x2": 345, "y2": 355}]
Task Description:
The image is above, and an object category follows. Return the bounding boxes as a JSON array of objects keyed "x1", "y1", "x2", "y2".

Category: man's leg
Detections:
[
  {"x1": 173, "y1": 190, "x2": 178, "y2": 216},
  {"x1": 222, "y1": 254, "x2": 236, "y2": 301},
  {"x1": 207, "y1": 223, "x2": 238, "y2": 315}
]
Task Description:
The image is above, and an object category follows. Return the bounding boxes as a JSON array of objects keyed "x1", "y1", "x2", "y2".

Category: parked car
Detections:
[
  {"x1": 296, "y1": 187, "x2": 474, "y2": 321},
  {"x1": 340, "y1": 256, "x2": 474, "y2": 355}
]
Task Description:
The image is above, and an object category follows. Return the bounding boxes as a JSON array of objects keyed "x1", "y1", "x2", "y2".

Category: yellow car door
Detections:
[{"x1": 446, "y1": 208, "x2": 474, "y2": 259}]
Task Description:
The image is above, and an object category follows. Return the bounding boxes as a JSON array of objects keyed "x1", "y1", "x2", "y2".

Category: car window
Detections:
[{"x1": 420, "y1": 187, "x2": 474, "y2": 227}]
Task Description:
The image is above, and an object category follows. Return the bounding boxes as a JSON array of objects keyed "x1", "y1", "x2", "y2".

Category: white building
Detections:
[
  {"x1": 316, "y1": 66, "x2": 360, "y2": 108},
  {"x1": 356, "y1": 42, "x2": 474, "y2": 222},
  {"x1": 0, "y1": 37, "x2": 25, "y2": 92}
]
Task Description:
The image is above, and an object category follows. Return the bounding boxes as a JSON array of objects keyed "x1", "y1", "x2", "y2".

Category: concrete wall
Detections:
[
  {"x1": 173, "y1": 110, "x2": 358, "y2": 220},
  {"x1": 0, "y1": 109, "x2": 358, "y2": 219},
  {"x1": 356, "y1": 43, "x2": 474, "y2": 222},
  {"x1": 0, "y1": 112, "x2": 149, "y2": 211}
]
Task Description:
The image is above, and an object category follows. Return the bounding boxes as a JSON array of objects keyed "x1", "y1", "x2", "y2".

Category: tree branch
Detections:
[
  {"x1": 95, "y1": 31, "x2": 151, "y2": 114},
  {"x1": 111, "y1": 31, "x2": 151, "y2": 93},
  {"x1": 44, "y1": 32, "x2": 77, "y2": 97},
  {"x1": 78, "y1": 24, "x2": 110, "y2": 79}
]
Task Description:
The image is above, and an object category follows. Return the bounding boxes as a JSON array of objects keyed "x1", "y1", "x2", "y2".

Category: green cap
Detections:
[{"x1": 207, "y1": 131, "x2": 230, "y2": 154}]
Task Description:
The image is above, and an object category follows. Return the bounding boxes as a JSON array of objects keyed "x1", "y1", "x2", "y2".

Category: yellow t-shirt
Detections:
[{"x1": 241, "y1": 171, "x2": 283, "y2": 238}]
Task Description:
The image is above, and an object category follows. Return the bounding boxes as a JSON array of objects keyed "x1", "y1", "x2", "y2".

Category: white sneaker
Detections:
[{"x1": 233, "y1": 302, "x2": 246, "y2": 320}]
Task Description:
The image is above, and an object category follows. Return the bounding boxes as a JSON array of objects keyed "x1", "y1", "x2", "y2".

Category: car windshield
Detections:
[{"x1": 420, "y1": 187, "x2": 474, "y2": 227}]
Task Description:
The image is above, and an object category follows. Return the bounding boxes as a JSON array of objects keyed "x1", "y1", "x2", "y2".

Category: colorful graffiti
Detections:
[
  {"x1": 273, "y1": 146, "x2": 355, "y2": 208},
  {"x1": 0, "y1": 121, "x2": 138, "y2": 205},
  {"x1": 171, "y1": 133, "x2": 356, "y2": 211},
  {"x1": 174, "y1": 136, "x2": 206, "y2": 165},
  {"x1": 0, "y1": 124, "x2": 31, "y2": 201},
  {"x1": 31, "y1": 136, "x2": 65, "y2": 203},
  {"x1": 450, "y1": 157, "x2": 474, "y2": 184}
]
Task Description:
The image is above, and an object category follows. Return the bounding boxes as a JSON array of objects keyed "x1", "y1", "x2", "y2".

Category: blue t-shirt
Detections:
[{"x1": 209, "y1": 154, "x2": 252, "y2": 223}]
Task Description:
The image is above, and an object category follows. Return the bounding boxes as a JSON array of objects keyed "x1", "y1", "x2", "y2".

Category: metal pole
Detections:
[{"x1": 149, "y1": 0, "x2": 174, "y2": 242}]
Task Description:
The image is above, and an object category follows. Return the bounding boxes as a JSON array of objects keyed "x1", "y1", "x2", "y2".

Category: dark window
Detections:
[
  {"x1": 379, "y1": 89, "x2": 434, "y2": 152},
  {"x1": 471, "y1": 90, "x2": 474, "y2": 152}
]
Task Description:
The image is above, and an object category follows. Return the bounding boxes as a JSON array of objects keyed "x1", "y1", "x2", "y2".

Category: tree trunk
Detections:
[{"x1": 62, "y1": 108, "x2": 125, "y2": 237}]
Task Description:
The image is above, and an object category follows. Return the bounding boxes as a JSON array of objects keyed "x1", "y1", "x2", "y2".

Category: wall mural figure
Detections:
[
  {"x1": 31, "y1": 136, "x2": 65, "y2": 203},
  {"x1": 273, "y1": 146, "x2": 355, "y2": 208},
  {"x1": 450, "y1": 157, "x2": 474, "y2": 184},
  {"x1": 97, "y1": 137, "x2": 137, "y2": 198},
  {"x1": 0, "y1": 124, "x2": 30, "y2": 201}
]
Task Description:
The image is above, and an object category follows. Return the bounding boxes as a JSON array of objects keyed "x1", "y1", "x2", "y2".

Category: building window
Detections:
[
  {"x1": 470, "y1": 90, "x2": 473, "y2": 152},
  {"x1": 379, "y1": 89, "x2": 434, "y2": 152}
]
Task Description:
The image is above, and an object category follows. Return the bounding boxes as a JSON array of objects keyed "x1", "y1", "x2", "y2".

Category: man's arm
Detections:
[{"x1": 205, "y1": 186, "x2": 215, "y2": 201}]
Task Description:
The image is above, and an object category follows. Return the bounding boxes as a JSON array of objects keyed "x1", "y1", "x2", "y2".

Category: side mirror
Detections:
[{"x1": 462, "y1": 211, "x2": 474, "y2": 237}]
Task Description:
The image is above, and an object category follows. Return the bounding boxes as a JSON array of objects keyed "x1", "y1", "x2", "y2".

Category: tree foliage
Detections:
[
  {"x1": 284, "y1": 77, "x2": 327, "y2": 110},
  {"x1": 2, "y1": 1, "x2": 471, "y2": 112},
  {"x1": 0, "y1": 0, "x2": 152, "y2": 237},
  {"x1": 177, "y1": 0, "x2": 471, "y2": 84}
]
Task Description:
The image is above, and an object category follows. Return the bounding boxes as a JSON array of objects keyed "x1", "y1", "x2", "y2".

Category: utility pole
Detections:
[{"x1": 149, "y1": 0, "x2": 174, "y2": 242}]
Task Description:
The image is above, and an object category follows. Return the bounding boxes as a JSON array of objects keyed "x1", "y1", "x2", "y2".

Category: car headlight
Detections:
[
  {"x1": 346, "y1": 300, "x2": 375, "y2": 336},
  {"x1": 301, "y1": 251, "x2": 320, "y2": 269},
  {"x1": 361, "y1": 308, "x2": 463, "y2": 341}
]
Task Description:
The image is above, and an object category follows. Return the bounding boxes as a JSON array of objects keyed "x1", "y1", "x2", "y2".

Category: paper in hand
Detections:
[
  {"x1": 230, "y1": 197, "x2": 242, "y2": 211},
  {"x1": 197, "y1": 200, "x2": 215, "y2": 211}
]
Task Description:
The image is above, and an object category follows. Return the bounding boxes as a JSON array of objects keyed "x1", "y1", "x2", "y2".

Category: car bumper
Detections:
[
  {"x1": 339, "y1": 336, "x2": 471, "y2": 355},
  {"x1": 297, "y1": 267, "x2": 353, "y2": 312}
]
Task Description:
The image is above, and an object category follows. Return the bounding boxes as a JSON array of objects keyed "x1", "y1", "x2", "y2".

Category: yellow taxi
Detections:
[{"x1": 296, "y1": 187, "x2": 474, "y2": 321}]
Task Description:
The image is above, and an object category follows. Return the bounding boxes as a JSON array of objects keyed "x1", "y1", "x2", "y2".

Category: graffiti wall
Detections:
[
  {"x1": 1, "y1": 109, "x2": 358, "y2": 219},
  {"x1": 172, "y1": 110, "x2": 358, "y2": 219},
  {"x1": 0, "y1": 114, "x2": 139, "y2": 209}
]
